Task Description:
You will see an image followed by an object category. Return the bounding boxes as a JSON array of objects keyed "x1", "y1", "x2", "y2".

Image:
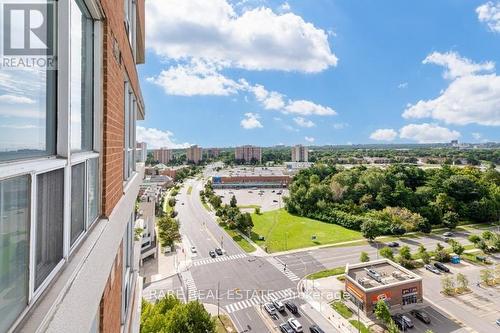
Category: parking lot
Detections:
[
  {"x1": 391, "y1": 305, "x2": 465, "y2": 333},
  {"x1": 215, "y1": 188, "x2": 288, "y2": 212}
]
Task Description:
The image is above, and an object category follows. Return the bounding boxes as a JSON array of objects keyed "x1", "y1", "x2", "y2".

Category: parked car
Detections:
[
  {"x1": 434, "y1": 262, "x2": 450, "y2": 273},
  {"x1": 191, "y1": 246, "x2": 197, "y2": 253},
  {"x1": 215, "y1": 248, "x2": 223, "y2": 255},
  {"x1": 496, "y1": 318, "x2": 500, "y2": 326},
  {"x1": 273, "y1": 199, "x2": 278, "y2": 203},
  {"x1": 285, "y1": 301, "x2": 298, "y2": 314},
  {"x1": 287, "y1": 318, "x2": 303, "y2": 332},
  {"x1": 387, "y1": 241, "x2": 399, "y2": 247},
  {"x1": 425, "y1": 264, "x2": 441, "y2": 274},
  {"x1": 209, "y1": 250, "x2": 216, "y2": 258},
  {"x1": 410, "y1": 309, "x2": 431, "y2": 324},
  {"x1": 280, "y1": 323, "x2": 294, "y2": 333},
  {"x1": 401, "y1": 314, "x2": 414, "y2": 328},
  {"x1": 309, "y1": 325, "x2": 325, "y2": 333},
  {"x1": 443, "y1": 231, "x2": 454, "y2": 237},
  {"x1": 392, "y1": 314, "x2": 409, "y2": 331},
  {"x1": 264, "y1": 302, "x2": 276, "y2": 316},
  {"x1": 272, "y1": 299, "x2": 285, "y2": 312}
]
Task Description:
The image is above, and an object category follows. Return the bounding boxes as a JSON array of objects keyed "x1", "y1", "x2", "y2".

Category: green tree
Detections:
[
  {"x1": 379, "y1": 247, "x2": 394, "y2": 260},
  {"x1": 361, "y1": 219, "x2": 383, "y2": 241},
  {"x1": 399, "y1": 245, "x2": 412, "y2": 260},
  {"x1": 360, "y1": 251, "x2": 370, "y2": 263},
  {"x1": 168, "y1": 197, "x2": 176, "y2": 207},
  {"x1": 387, "y1": 319, "x2": 399, "y2": 333},
  {"x1": 374, "y1": 299, "x2": 391, "y2": 324},
  {"x1": 456, "y1": 273, "x2": 468, "y2": 291},
  {"x1": 230, "y1": 195, "x2": 237, "y2": 208},
  {"x1": 254, "y1": 207, "x2": 261, "y2": 215},
  {"x1": 450, "y1": 240, "x2": 465, "y2": 256},
  {"x1": 468, "y1": 234, "x2": 481, "y2": 244},
  {"x1": 442, "y1": 211, "x2": 459, "y2": 230},
  {"x1": 421, "y1": 250, "x2": 431, "y2": 264},
  {"x1": 157, "y1": 216, "x2": 181, "y2": 248},
  {"x1": 441, "y1": 276, "x2": 455, "y2": 295}
]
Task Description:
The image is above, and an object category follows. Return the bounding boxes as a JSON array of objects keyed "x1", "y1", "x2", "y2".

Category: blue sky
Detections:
[{"x1": 137, "y1": 0, "x2": 500, "y2": 148}]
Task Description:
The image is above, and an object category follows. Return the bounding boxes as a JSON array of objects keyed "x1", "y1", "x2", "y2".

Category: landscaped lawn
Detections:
[
  {"x1": 331, "y1": 301, "x2": 352, "y2": 319},
  {"x1": 349, "y1": 320, "x2": 369, "y2": 333},
  {"x1": 307, "y1": 266, "x2": 345, "y2": 280},
  {"x1": 224, "y1": 226, "x2": 256, "y2": 253},
  {"x1": 251, "y1": 209, "x2": 363, "y2": 253}
]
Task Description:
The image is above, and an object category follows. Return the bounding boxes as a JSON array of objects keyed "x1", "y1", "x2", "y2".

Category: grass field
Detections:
[
  {"x1": 250, "y1": 209, "x2": 363, "y2": 253},
  {"x1": 331, "y1": 301, "x2": 352, "y2": 319},
  {"x1": 223, "y1": 226, "x2": 256, "y2": 253},
  {"x1": 307, "y1": 266, "x2": 345, "y2": 280},
  {"x1": 214, "y1": 315, "x2": 236, "y2": 333},
  {"x1": 349, "y1": 320, "x2": 370, "y2": 333},
  {"x1": 238, "y1": 204, "x2": 261, "y2": 209}
]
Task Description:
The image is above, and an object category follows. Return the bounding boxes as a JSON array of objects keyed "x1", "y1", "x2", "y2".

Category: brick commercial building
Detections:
[
  {"x1": 152, "y1": 148, "x2": 173, "y2": 164},
  {"x1": 235, "y1": 145, "x2": 262, "y2": 163},
  {"x1": 187, "y1": 145, "x2": 203, "y2": 164},
  {"x1": 291, "y1": 144, "x2": 309, "y2": 162},
  {"x1": 0, "y1": 0, "x2": 146, "y2": 332},
  {"x1": 344, "y1": 259, "x2": 423, "y2": 315}
]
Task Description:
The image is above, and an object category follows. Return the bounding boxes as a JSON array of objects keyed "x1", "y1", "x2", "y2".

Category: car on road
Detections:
[
  {"x1": 309, "y1": 324, "x2": 325, "y2": 333},
  {"x1": 401, "y1": 314, "x2": 414, "y2": 328},
  {"x1": 273, "y1": 199, "x2": 278, "y2": 203},
  {"x1": 391, "y1": 314, "x2": 409, "y2": 331},
  {"x1": 215, "y1": 248, "x2": 223, "y2": 255},
  {"x1": 496, "y1": 318, "x2": 500, "y2": 326},
  {"x1": 279, "y1": 323, "x2": 294, "y2": 333},
  {"x1": 434, "y1": 262, "x2": 450, "y2": 273},
  {"x1": 410, "y1": 309, "x2": 431, "y2": 324},
  {"x1": 209, "y1": 250, "x2": 216, "y2": 258},
  {"x1": 264, "y1": 302, "x2": 276, "y2": 316},
  {"x1": 181, "y1": 202, "x2": 184, "y2": 205},
  {"x1": 272, "y1": 190, "x2": 275, "y2": 193},
  {"x1": 425, "y1": 264, "x2": 441, "y2": 274},
  {"x1": 387, "y1": 241, "x2": 399, "y2": 247},
  {"x1": 272, "y1": 299, "x2": 285, "y2": 312},
  {"x1": 190, "y1": 246, "x2": 197, "y2": 253},
  {"x1": 285, "y1": 301, "x2": 298, "y2": 314},
  {"x1": 443, "y1": 231, "x2": 454, "y2": 237},
  {"x1": 288, "y1": 318, "x2": 303, "y2": 332}
]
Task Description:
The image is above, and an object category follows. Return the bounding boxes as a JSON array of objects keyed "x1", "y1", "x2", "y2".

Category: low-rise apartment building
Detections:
[{"x1": 0, "y1": 0, "x2": 146, "y2": 332}]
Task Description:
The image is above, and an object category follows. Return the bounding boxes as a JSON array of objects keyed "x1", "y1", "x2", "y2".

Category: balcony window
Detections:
[
  {"x1": 0, "y1": 176, "x2": 30, "y2": 333},
  {"x1": 87, "y1": 157, "x2": 99, "y2": 226},
  {"x1": 35, "y1": 169, "x2": 64, "y2": 290},
  {"x1": 70, "y1": 0, "x2": 94, "y2": 152}
]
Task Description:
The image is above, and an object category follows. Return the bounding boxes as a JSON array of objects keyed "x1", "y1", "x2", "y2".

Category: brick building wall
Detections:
[{"x1": 99, "y1": 244, "x2": 123, "y2": 333}]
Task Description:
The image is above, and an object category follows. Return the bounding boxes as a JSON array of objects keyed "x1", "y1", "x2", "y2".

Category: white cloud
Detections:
[
  {"x1": 0, "y1": 94, "x2": 35, "y2": 104},
  {"x1": 147, "y1": 61, "x2": 241, "y2": 96},
  {"x1": 403, "y1": 74, "x2": 500, "y2": 126},
  {"x1": 423, "y1": 51, "x2": 494, "y2": 80},
  {"x1": 0, "y1": 124, "x2": 40, "y2": 129},
  {"x1": 146, "y1": 0, "x2": 337, "y2": 73},
  {"x1": 332, "y1": 122, "x2": 348, "y2": 129},
  {"x1": 477, "y1": 1, "x2": 500, "y2": 33},
  {"x1": 370, "y1": 128, "x2": 398, "y2": 141},
  {"x1": 399, "y1": 123, "x2": 460, "y2": 143},
  {"x1": 250, "y1": 84, "x2": 285, "y2": 110},
  {"x1": 304, "y1": 136, "x2": 315, "y2": 143},
  {"x1": 398, "y1": 82, "x2": 408, "y2": 89},
  {"x1": 293, "y1": 116, "x2": 315, "y2": 128},
  {"x1": 472, "y1": 132, "x2": 482, "y2": 140},
  {"x1": 136, "y1": 126, "x2": 190, "y2": 149},
  {"x1": 284, "y1": 100, "x2": 337, "y2": 116},
  {"x1": 240, "y1": 113, "x2": 263, "y2": 129},
  {"x1": 279, "y1": 2, "x2": 291, "y2": 12}
]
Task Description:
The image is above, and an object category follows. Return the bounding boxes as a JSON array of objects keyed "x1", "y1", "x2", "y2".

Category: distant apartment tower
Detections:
[
  {"x1": 235, "y1": 145, "x2": 262, "y2": 163},
  {"x1": 153, "y1": 148, "x2": 173, "y2": 164},
  {"x1": 292, "y1": 144, "x2": 308, "y2": 162},
  {"x1": 187, "y1": 145, "x2": 203, "y2": 164},
  {"x1": 0, "y1": 0, "x2": 146, "y2": 332},
  {"x1": 137, "y1": 142, "x2": 148, "y2": 162},
  {"x1": 206, "y1": 147, "x2": 221, "y2": 159}
]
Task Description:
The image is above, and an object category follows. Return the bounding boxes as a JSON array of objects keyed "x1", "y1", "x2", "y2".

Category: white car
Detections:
[
  {"x1": 190, "y1": 246, "x2": 197, "y2": 253},
  {"x1": 287, "y1": 318, "x2": 303, "y2": 332}
]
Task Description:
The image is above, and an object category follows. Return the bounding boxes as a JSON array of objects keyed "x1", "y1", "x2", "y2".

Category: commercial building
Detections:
[
  {"x1": 136, "y1": 142, "x2": 147, "y2": 162},
  {"x1": 344, "y1": 259, "x2": 423, "y2": 315},
  {"x1": 235, "y1": 145, "x2": 262, "y2": 164},
  {"x1": 291, "y1": 144, "x2": 308, "y2": 162},
  {"x1": 212, "y1": 167, "x2": 291, "y2": 188},
  {"x1": 0, "y1": 0, "x2": 146, "y2": 332},
  {"x1": 152, "y1": 148, "x2": 173, "y2": 164},
  {"x1": 187, "y1": 145, "x2": 203, "y2": 164}
]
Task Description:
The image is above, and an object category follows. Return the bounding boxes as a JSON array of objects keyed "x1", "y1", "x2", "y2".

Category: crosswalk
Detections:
[
  {"x1": 267, "y1": 257, "x2": 300, "y2": 282},
  {"x1": 192, "y1": 253, "x2": 247, "y2": 267},
  {"x1": 224, "y1": 288, "x2": 297, "y2": 314},
  {"x1": 181, "y1": 271, "x2": 198, "y2": 301}
]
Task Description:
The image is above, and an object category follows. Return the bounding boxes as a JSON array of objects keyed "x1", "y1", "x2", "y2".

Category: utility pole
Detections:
[{"x1": 217, "y1": 281, "x2": 220, "y2": 320}]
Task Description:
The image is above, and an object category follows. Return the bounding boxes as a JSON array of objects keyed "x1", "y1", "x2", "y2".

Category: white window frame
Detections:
[
  {"x1": 0, "y1": 0, "x2": 104, "y2": 330},
  {"x1": 123, "y1": 79, "x2": 137, "y2": 184}
]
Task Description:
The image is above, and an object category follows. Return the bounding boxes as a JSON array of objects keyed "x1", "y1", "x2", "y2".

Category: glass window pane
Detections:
[
  {"x1": 0, "y1": 176, "x2": 30, "y2": 332},
  {"x1": 71, "y1": 163, "x2": 86, "y2": 245},
  {"x1": 36, "y1": 169, "x2": 64, "y2": 289},
  {"x1": 87, "y1": 158, "x2": 99, "y2": 225},
  {"x1": 70, "y1": 0, "x2": 94, "y2": 152}
]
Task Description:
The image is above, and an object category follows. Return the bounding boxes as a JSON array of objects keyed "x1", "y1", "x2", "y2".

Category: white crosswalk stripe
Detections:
[
  {"x1": 267, "y1": 257, "x2": 300, "y2": 281},
  {"x1": 181, "y1": 271, "x2": 198, "y2": 301},
  {"x1": 224, "y1": 288, "x2": 297, "y2": 314},
  {"x1": 192, "y1": 253, "x2": 247, "y2": 267}
]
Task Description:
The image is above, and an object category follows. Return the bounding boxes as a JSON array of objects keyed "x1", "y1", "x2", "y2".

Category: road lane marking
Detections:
[
  {"x1": 192, "y1": 253, "x2": 247, "y2": 267},
  {"x1": 267, "y1": 257, "x2": 300, "y2": 281},
  {"x1": 224, "y1": 288, "x2": 297, "y2": 314}
]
